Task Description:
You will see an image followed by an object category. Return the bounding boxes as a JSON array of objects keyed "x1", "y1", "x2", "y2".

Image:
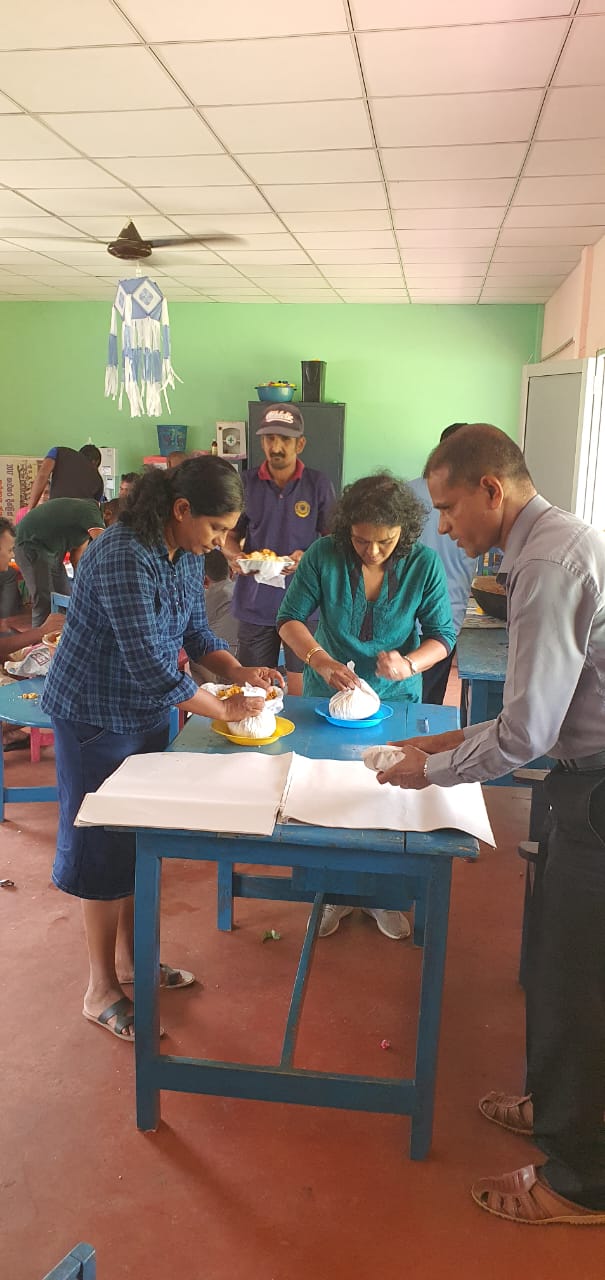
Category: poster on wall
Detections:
[{"x1": 0, "y1": 455, "x2": 43, "y2": 520}]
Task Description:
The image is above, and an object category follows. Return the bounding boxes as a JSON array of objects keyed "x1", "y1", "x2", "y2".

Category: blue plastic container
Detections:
[
  {"x1": 255, "y1": 384, "x2": 296, "y2": 403},
  {"x1": 156, "y1": 424, "x2": 188, "y2": 456}
]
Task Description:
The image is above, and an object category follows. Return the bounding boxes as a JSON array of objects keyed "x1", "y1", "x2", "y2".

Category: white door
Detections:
[{"x1": 519, "y1": 359, "x2": 596, "y2": 515}]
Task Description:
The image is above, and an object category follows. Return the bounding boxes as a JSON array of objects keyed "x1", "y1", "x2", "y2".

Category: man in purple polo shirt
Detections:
[{"x1": 225, "y1": 404, "x2": 335, "y2": 694}]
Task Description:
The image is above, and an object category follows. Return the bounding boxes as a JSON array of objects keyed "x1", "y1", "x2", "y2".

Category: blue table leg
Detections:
[
  {"x1": 134, "y1": 837, "x2": 162, "y2": 1132},
  {"x1": 217, "y1": 860, "x2": 234, "y2": 930},
  {"x1": 0, "y1": 743, "x2": 5, "y2": 822},
  {"x1": 410, "y1": 859, "x2": 452, "y2": 1160},
  {"x1": 413, "y1": 887, "x2": 427, "y2": 947},
  {"x1": 468, "y1": 678, "x2": 489, "y2": 726}
]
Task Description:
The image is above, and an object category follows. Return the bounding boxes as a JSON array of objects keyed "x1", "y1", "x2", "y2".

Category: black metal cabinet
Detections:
[{"x1": 246, "y1": 401, "x2": 346, "y2": 494}]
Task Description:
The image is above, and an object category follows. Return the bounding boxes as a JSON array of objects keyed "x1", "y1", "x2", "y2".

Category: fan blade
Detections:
[{"x1": 147, "y1": 233, "x2": 242, "y2": 248}]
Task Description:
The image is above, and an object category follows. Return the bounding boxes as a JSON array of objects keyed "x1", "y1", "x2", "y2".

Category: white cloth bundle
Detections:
[
  {"x1": 362, "y1": 745, "x2": 406, "y2": 773},
  {"x1": 328, "y1": 662, "x2": 380, "y2": 720},
  {"x1": 202, "y1": 682, "x2": 284, "y2": 738},
  {"x1": 236, "y1": 556, "x2": 295, "y2": 590}
]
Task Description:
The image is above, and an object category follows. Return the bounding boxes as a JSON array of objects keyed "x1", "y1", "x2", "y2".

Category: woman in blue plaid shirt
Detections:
[{"x1": 42, "y1": 457, "x2": 282, "y2": 1042}]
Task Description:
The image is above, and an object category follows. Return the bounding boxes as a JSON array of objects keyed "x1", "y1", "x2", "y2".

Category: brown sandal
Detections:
[
  {"x1": 479, "y1": 1091, "x2": 534, "y2": 1135},
  {"x1": 472, "y1": 1164, "x2": 605, "y2": 1225}
]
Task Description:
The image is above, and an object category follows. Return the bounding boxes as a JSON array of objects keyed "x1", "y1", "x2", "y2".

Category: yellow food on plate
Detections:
[
  {"x1": 240, "y1": 548, "x2": 280, "y2": 560},
  {"x1": 216, "y1": 684, "x2": 279, "y2": 701},
  {"x1": 42, "y1": 631, "x2": 62, "y2": 647}
]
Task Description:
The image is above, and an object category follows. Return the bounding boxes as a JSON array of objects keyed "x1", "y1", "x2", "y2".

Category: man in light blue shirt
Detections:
[{"x1": 408, "y1": 423, "x2": 476, "y2": 703}]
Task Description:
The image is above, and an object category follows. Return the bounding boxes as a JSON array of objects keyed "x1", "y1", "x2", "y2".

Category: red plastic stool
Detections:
[{"x1": 29, "y1": 727, "x2": 54, "y2": 763}]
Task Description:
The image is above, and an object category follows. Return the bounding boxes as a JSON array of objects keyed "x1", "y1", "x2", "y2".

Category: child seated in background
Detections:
[{"x1": 189, "y1": 549, "x2": 239, "y2": 685}]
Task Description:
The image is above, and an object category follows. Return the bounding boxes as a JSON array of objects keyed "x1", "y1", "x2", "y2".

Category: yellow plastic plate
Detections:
[{"x1": 210, "y1": 716, "x2": 295, "y2": 747}]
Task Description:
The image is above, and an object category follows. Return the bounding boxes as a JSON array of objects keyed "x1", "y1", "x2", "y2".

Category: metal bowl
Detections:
[
  {"x1": 470, "y1": 576, "x2": 507, "y2": 621},
  {"x1": 256, "y1": 384, "x2": 296, "y2": 403}
]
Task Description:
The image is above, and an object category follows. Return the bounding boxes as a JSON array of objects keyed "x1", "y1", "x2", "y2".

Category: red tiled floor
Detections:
[{"x1": 1, "y1": 694, "x2": 603, "y2": 1280}]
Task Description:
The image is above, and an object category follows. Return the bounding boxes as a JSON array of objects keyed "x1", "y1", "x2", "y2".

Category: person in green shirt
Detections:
[
  {"x1": 277, "y1": 471, "x2": 456, "y2": 941},
  {"x1": 14, "y1": 497, "x2": 105, "y2": 626}
]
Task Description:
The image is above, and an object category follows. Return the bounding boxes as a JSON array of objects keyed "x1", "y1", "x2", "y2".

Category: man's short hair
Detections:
[
  {"x1": 79, "y1": 444, "x2": 102, "y2": 465},
  {"x1": 424, "y1": 423, "x2": 533, "y2": 488},
  {"x1": 204, "y1": 549, "x2": 230, "y2": 582},
  {"x1": 439, "y1": 421, "x2": 468, "y2": 442},
  {"x1": 120, "y1": 471, "x2": 138, "y2": 484},
  {"x1": 0, "y1": 516, "x2": 16, "y2": 539}
]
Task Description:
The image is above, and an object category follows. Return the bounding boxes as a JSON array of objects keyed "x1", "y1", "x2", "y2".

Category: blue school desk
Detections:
[
  {"x1": 124, "y1": 697, "x2": 478, "y2": 1159},
  {"x1": 0, "y1": 677, "x2": 57, "y2": 820}
]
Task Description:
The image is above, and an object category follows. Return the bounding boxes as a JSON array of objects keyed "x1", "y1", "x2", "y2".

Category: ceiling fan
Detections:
[{"x1": 0, "y1": 219, "x2": 242, "y2": 258}]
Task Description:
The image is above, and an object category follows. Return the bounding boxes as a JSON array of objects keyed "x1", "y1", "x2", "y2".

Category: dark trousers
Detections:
[
  {"x1": 421, "y1": 646, "x2": 455, "y2": 705},
  {"x1": 14, "y1": 543, "x2": 71, "y2": 627},
  {"x1": 526, "y1": 766, "x2": 605, "y2": 1208}
]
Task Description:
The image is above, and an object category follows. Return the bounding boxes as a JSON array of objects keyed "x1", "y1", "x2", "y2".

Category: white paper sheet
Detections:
[
  {"x1": 75, "y1": 751, "x2": 293, "y2": 837},
  {"x1": 281, "y1": 756, "x2": 495, "y2": 846}
]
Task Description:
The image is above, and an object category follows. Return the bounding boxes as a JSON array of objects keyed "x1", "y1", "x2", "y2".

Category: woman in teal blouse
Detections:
[{"x1": 276, "y1": 471, "x2": 456, "y2": 943}]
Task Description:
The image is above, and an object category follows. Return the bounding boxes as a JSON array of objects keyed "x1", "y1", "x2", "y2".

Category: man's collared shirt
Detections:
[
  {"x1": 41, "y1": 522, "x2": 228, "y2": 732},
  {"x1": 232, "y1": 459, "x2": 335, "y2": 627},
  {"x1": 428, "y1": 495, "x2": 605, "y2": 786}
]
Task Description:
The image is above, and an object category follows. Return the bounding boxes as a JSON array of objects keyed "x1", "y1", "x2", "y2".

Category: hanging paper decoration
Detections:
[{"x1": 104, "y1": 276, "x2": 182, "y2": 418}]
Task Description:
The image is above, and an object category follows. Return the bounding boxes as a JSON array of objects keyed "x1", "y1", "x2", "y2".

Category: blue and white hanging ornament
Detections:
[{"x1": 104, "y1": 275, "x2": 182, "y2": 418}]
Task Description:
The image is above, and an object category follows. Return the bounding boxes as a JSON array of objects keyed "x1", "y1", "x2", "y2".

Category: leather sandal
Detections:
[
  {"x1": 479, "y1": 1091, "x2": 533, "y2": 1135},
  {"x1": 120, "y1": 963, "x2": 195, "y2": 990},
  {"x1": 472, "y1": 1164, "x2": 605, "y2": 1225}
]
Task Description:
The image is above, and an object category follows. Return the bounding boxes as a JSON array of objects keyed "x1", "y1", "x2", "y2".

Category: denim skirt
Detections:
[{"x1": 51, "y1": 715, "x2": 170, "y2": 900}]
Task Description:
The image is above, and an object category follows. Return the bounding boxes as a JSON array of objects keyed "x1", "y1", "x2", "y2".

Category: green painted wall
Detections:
[{"x1": 0, "y1": 301, "x2": 542, "y2": 482}]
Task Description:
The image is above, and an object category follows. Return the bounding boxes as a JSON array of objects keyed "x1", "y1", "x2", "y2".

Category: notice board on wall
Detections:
[{"x1": 0, "y1": 455, "x2": 43, "y2": 520}]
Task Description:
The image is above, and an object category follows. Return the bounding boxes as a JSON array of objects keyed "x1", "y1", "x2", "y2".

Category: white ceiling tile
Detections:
[
  {"x1": 311, "y1": 248, "x2": 399, "y2": 263},
  {"x1": 351, "y1": 1, "x2": 574, "y2": 24},
  {"x1": 274, "y1": 295, "x2": 342, "y2": 302},
  {"x1": 280, "y1": 211, "x2": 391, "y2": 233},
  {"x1": 506, "y1": 202, "x2": 605, "y2": 226},
  {"x1": 23, "y1": 188, "x2": 155, "y2": 217},
  {"x1": 359, "y1": 22, "x2": 567, "y2": 97},
  {"x1": 389, "y1": 178, "x2": 515, "y2": 208},
  {"x1": 296, "y1": 231, "x2": 395, "y2": 250},
  {"x1": 338, "y1": 291, "x2": 408, "y2": 300},
  {"x1": 484, "y1": 273, "x2": 565, "y2": 286},
  {"x1": 403, "y1": 263, "x2": 485, "y2": 278},
  {"x1": 0, "y1": 92, "x2": 21, "y2": 112},
  {"x1": 0, "y1": 159, "x2": 124, "y2": 188},
  {"x1": 162, "y1": 266, "x2": 243, "y2": 280},
  {"x1": 577, "y1": 0, "x2": 605, "y2": 11},
  {"x1": 393, "y1": 207, "x2": 506, "y2": 229},
  {"x1": 43, "y1": 110, "x2": 223, "y2": 158},
  {"x1": 246, "y1": 278, "x2": 328, "y2": 289},
  {"x1": 538, "y1": 86, "x2": 605, "y2": 138},
  {"x1": 159, "y1": 36, "x2": 361, "y2": 106},
  {"x1": 555, "y1": 16, "x2": 605, "y2": 84},
  {"x1": 409, "y1": 291, "x2": 480, "y2": 301},
  {"x1": 515, "y1": 175, "x2": 605, "y2": 204},
  {"x1": 324, "y1": 275, "x2": 404, "y2": 288},
  {"x1": 120, "y1": 0, "x2": 348, "y2": 40},
  {"x1": 397, "y1": 228, "x2": 497, "y2": 247},
  {"x1": 244, "y1": 264, "x2": 324, "y2": 278},
  {"x1": 525, "y1": 139, "x2": 605, "y2": 176},
  {"x1": 212, "y1": 234, "x2": 298, "y2": 250},
  {"x1": 240, "y1": 150, "x2": 381, "y2": 185},
  {"x1": 400, "y1": 247, "x2": 491, "y2": 263},
  {"x1": 499, "y1": 224, "x2": 605, "y2": 243},
  {"x1": 0, "y1": 247, "x2": 53, "y2": 263},
  {"x1": 0, "y1": 116, "x2": 78, "y2": 159},
  {"x1": 0, "y1": 190, "x2": 49, "y2": 215},
  {"x1": 170, "y1": 213, "x2": 285, "y2": 235},
  {"x1": 271, "y1": 291, "x2": 339, "y2": 301},
  {"x1": 493, "y1": 245, "x2": 582, "y2": 260},
  {"x1": 372, "y1": 90, "x2": 542, "y2": 147},
  {"x1": 487, "y1": 258, "x2": 571, "y2": 274},
  {"x1": 321, "y1": 263, "x2": 403, "y2": 277},
  {"x1": 0, "y1": 1, "x2": 138, "y2": 48},
  {"x1": 99, "y1": 156, "x2": 251, "y2": 188},
  {"x1": 480, "y1": 291, "x2": 552, "y2": 300},
  {"x1": 204, "y1": 101, "x2": 372, "y2": 153},
  {"x1": 382, "y1": 143, "x2": 526, "y2": 182},
  {"x1": 139, "y1": 187, "x2": 271, "y2": 214},
  {"x1": 0, "y1": 49, "x2": 186, "y2": 113},
  {"x1": 262, "y1": 183, "x2": 386, "y2": 212},
  {"x1": 216, "y1": 250, "x2": 311, "y2": 264},
  {"x1": 0, "y1": 216, "x2": 84, "y2": 240},
  {"x1": 65, "y1": 214, "x2": 183, "y2": 238}
]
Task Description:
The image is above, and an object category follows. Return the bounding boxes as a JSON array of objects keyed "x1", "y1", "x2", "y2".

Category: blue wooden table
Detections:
[
  {"x1": 124, "y1": 697, "x2": 478, "y2": 1159},
  {"x1": 456, "y1": 627, "x2": 552, "y2": 784},
  {"x1": 0, "y1": 677, "x2": 57, "y2": 820}
]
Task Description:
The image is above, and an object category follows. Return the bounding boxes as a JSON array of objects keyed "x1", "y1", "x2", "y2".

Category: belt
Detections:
[{"x1": 557, "y1": 749, "x2": 605, "y2": 773}]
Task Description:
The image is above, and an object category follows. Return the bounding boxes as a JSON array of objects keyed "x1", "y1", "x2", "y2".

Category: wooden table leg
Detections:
[{"x1": 134, "y1": 837, "x2": 162, "y2": 1132}]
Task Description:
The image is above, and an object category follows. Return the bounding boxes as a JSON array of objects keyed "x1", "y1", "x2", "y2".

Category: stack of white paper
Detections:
[
  {"x1": 281, "y1": 757, "x2": 495, "y2": 845},
  {"x1": 75, "y1": 751, "x2": 293, "y2": 837}
]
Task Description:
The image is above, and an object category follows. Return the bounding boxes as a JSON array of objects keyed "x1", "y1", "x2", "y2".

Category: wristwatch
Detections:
[{"x1": 403, "y1": 655, "x2": 419, "y2": 676}]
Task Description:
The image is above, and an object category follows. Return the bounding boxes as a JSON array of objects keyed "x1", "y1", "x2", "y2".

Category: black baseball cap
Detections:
[{"x1": 256, "y1": 404, "x2": 305, "y2": 438}]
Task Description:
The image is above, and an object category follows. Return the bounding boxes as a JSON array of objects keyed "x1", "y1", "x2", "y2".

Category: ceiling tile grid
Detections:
[{"x1": 0, "y1": 1, "x2": 602, "y2": 302}]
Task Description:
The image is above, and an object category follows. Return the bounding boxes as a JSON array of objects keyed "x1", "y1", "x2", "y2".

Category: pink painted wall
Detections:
[{"x1": 542, "y1": 232, "x2": 605, "y2": 359}]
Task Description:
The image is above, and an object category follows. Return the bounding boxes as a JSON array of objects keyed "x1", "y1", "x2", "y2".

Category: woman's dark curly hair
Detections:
[
  {"x1": 331, "y1": 471, "x2": 427, "y2": 561},
  {"x1": 119, "y1": 455, "x2": 244, "y2": 547}
]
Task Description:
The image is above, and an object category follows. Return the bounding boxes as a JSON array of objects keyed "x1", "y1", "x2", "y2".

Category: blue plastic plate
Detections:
[{"x1": 314, "y1": 702, "x2": 394, "y2": 729}]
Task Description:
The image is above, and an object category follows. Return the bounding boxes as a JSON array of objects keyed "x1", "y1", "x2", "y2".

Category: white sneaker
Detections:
[
  {"x1": 362, "y1": 909, "x2": 411, "y2": 940},
  {"x1": 316, "y1": 904, "x2": 355, "y2": 938}
]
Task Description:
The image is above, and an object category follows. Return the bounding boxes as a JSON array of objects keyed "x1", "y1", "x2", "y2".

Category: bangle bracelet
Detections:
[
  {"x1": 305, "y1": 645, "x2": 324, "y2": 666},
  {"x1": 422, "y1": 756, "x2": 429, "y2": 780}
]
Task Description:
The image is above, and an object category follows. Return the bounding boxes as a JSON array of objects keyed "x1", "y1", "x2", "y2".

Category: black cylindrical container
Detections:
[{"x1": 301, "y1": 360, "x2": 326, "y2": 402}]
